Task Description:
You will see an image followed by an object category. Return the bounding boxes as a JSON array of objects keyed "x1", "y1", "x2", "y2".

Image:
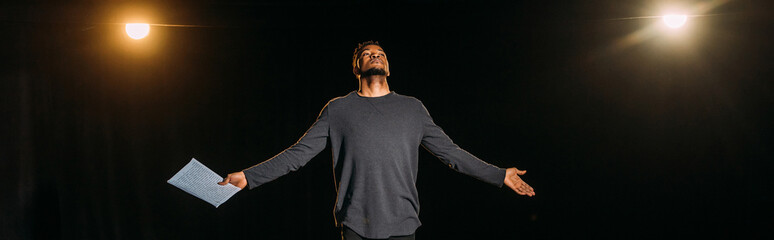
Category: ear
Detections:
[{"x1": 354, "y1": 58, "x2": 362, "y2": 75}]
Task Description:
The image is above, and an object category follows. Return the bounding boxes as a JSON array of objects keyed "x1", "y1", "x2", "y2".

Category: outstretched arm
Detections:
[
  {"x1": 504, "y1": 168, "x2": 535, "y2": 197},
  {"x1": 419, "y1": 101, "x2": 507, "y2": 186},
  {"x1": 221, "y1": 101, "x2": 332, "y2": 190}
]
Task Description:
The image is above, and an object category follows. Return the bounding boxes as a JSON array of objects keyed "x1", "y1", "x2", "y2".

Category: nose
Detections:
[{"x1": 370, "y1": 54, "x2": 380, "y2": 59}]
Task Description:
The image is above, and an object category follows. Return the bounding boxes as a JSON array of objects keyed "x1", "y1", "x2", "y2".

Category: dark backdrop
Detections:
[{"x1": 3, "y1": 0, "x2": 773, "y2": 239}]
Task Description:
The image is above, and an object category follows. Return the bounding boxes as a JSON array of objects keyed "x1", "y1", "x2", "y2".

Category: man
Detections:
[{"x1": 219, "y1": 41, "x2": 535, "y2": 239}]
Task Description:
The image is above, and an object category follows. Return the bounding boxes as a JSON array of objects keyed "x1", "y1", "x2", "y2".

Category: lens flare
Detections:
[
  {"x1": 662, "y1": 15, "x2": 687, "y2": 28},
  {"x1": 126, "y1": 23, "x2": 150, "y2": 39}
]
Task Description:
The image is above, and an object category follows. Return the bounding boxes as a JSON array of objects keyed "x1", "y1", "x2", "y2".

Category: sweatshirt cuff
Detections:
[
  {"x1": 493, "y1": 168, "x2": 506, "y2": 188},
  {"x1": 242, "y1": 166, "x2": 264, "y2": 190}
]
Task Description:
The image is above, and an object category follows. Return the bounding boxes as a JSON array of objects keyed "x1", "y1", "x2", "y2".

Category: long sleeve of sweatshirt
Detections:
[
  {"x1": 419, "y1": 102, "x2": 506, "y2": 187},
  {"x1": 242, "y1": 103, "x2": 330, "y2": 189}
]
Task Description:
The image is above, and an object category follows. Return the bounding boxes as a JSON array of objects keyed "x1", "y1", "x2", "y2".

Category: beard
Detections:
[{"x1": 360, "y1": 67, "x2": 387, "y2": 77}]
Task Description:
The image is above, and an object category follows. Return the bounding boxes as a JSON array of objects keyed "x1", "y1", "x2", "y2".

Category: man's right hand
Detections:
[{"x1": 218, "y1": 171, "x2": 248, "y2": 189}]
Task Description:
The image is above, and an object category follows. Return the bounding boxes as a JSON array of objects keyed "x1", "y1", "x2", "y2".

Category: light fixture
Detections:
[
  {"x1": 662, "y1": 15, "x2": 688, "y2": 29},
  {"x1": 126, "y1": 23, "x2": 150, "y2": 39}
]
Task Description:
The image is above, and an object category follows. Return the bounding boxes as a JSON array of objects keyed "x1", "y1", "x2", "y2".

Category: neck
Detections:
[{"x1": 358, "y1": 75, "x2": 390, "y2": 97}]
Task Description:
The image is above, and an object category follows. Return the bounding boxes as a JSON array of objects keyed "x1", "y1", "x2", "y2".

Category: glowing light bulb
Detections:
[
  {"x1": 126, "y1": 23, "x2": 150, "y2": 39},
  {"x1": 662, "y1": 15, "x2": 687, "y2": 29}
]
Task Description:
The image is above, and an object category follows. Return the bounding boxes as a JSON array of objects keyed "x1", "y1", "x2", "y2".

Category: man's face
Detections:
[{"x1": 355, "y1": 45, "x2": 390, "y2": 77}]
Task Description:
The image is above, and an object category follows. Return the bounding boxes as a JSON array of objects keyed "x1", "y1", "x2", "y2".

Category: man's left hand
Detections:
[{"x1": 504, "y1": 168, "x2": 535, "y2": 197}]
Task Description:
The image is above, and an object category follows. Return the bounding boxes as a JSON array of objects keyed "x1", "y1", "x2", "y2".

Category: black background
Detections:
[{"x1": 2, "y1": 0, "x2": 773, "y2": 239}]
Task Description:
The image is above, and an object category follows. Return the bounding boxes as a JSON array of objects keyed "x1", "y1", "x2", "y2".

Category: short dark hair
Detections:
[{"x1": 352, "y1": 40, "x2": 382, "y2": 78}]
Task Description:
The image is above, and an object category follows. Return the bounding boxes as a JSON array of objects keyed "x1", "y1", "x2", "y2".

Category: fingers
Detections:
[
  {"x1": 218, "y1": 175, "x2": 231, "y2": 185},
  {"x1": 505, "y1": 168, "x2": 533, "y2": 196},
  {"x1": 515, "y1": 186, "x2": 535, "y2": 196},
  {"x1": 506, "y1": 174, "x2": 535, "y2": 197},
  {"x1": 515, "y1": 182, "x2": 535, "y2": 197},
  {"x1": 219, "y1": 172, "x2": 247, "y2": 189}
]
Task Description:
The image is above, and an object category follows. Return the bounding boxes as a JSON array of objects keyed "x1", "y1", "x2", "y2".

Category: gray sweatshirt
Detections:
[{"x1": 243, "y1": 91, "x2": 506, "y2": 238}]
